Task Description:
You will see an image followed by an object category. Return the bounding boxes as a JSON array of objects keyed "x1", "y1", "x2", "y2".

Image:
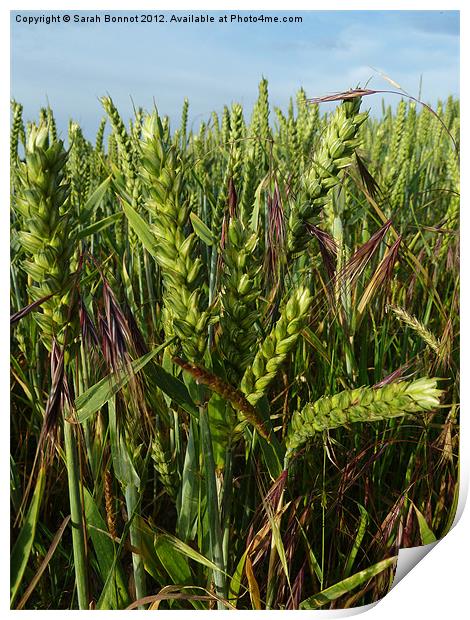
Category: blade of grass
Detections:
[
  {"x1": 411, "y1": 502, "x2": 437, "y2": 545},
  {"x1": 16, "y1": 516, "x2": 70, "y2": 610},
  {"x1": 10, "y1": 465, "x2": 46, "y2": 607},
  {"x1": 344, "y1": 504, "x2": 369, "y2": 578},
  {"x1": 82, "y1": 488, "x2": 130, "y2": 610},
  {"x1": 63, "y1": 419, "x2": 89, "y2": 609},
  {"x1": 299, "y1": 556, "x2": 397, "y2": 609},
  {"x1": 199, "y1": 405, "x2": 227, "y2": 608}
]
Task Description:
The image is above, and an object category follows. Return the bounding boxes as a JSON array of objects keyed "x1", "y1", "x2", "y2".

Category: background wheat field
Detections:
[{"x1": 10, "y1": 82, "x2": 459, "y2": 610}]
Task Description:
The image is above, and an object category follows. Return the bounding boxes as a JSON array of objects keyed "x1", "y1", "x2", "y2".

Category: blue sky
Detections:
[{"x1": 11, "y1": 10, "x2": 459, "y2": 139}]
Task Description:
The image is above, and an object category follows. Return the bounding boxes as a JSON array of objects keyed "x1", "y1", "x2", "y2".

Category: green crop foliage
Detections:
[{"x1": 10, "y1": 83, "x2": 459, "y2": 610}]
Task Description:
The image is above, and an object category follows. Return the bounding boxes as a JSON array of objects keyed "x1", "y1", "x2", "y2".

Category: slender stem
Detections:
[
  {"x1": 143, "y1": 247, "x2": 157, "y2": 331},
  {"x1": 321, "y1": 444, "x2": 327, "y2": 592},
  {"x1": 208, "y1": 245, "x2": 218, "y2": 345},
  {"x1": 125, "y1": 483, "x2": 146, "y2": 608},
  {"x1": 266, "y1": 476, "x2": 287, "y2": 610},
  {"x1": 63, "y1": 420, "x2": 89, "y2": 609},
  {"x1": 199, "y1": 406, "x2": 227, "y2": 609},
  {"x1": 221, "y1": 444, "x2": 233, "y2": 570},
  {"x1": 78, "y1": 345, "x2": 96, "y2": 480},
  {"x1": 108, "y1": 395, "x2": 146, "y2": 607},
  {"x1": 266, "y1": 542, "x2": 277, "y2": 609}
]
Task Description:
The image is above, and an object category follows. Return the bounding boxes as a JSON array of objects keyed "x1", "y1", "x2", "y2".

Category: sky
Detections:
[{"x1": 10, "y1": 9, "x2": 459, "y2": 139}]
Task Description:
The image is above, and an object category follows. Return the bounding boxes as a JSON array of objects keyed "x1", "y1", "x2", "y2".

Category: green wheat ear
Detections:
[
  {"x1": 15, "y1": 123, "x2": 76, "y2": 350},
  {"x1": 286, "y1": 378, "x2": 443, "y2": 461},
  {"x1": 219, "y1": 217, "x2": 262, "y2": 382},
  {"x1": 140, "y1": 111, "x2": 210, "y2": 360},
  {"x1": 388, "y1": 305, "x2": 441, "y2": 355},
  {"x1": 151, "y1": 430, "x2": 179, "y2": 499},
  {"x1": 10, "y1": 100, "x2": 24, "y2": 166},
  {"x1": 287, "y1": 97, "x2": 368, "y2": 255},
  {"x1": 241, "y1": 285, "x2": 313, "y2": 407}
]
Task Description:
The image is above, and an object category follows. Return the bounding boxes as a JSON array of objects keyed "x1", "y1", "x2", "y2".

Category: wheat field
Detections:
[{"x1": 10, "y1": 81, "x2": 459, "y2": 610}]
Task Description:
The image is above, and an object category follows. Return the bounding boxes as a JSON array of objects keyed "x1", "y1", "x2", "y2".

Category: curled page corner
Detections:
[
  {"x1": 392, "y1": 541, "x2": 438, "y2": 590},
  {"x1": 390, "y1": 474, "x2": 467, "y2": 592}
]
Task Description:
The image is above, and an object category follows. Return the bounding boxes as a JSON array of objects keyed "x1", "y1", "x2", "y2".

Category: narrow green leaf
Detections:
[
  {"x1": 176, "y1": 417, "x2": 200, "y2": 542},
  {"x1": 274, "y1": 525, "x2": 290, "y2": 587},
  {"x1": 77, "y1": 212, "x2": 122, "y2": 240},
  {"x1": 16, "y1": 516, "x2": 70, "y2": 610},
  {"x1": 156, "y1": 533, "x2": 220, "y2": 574},
  {"x1": 145, "y1": 361, "x2": 199, "y2": 419},
  {"x1": 75, "y1": 340, "x2": 173, "y2": 423},
  {"x1": 344, "y1": 504, "x2": 369, "y2": 578},
  {"x1": 154, "y1": 534, "x2": 192, "y2": 584},
  {"x1": 10, "y1": 455, "x2": 21, "y2": 514},
  {"x1": 255, "y1": 396, "x2": 283, "y2": 479},
  {"x1": 302, "y1": 326, "x2": 332, "y2": 366},
  {"x1": 298, "y1": 520, "x2": 322, "y2": 584},
  {"x1": 412, "y1": 503, "x2": 437, "y2": 545},
  {"x1": 120, "y1": 198, "x2": 159, "y2": 259},
  {"x1": 82, "y1": 488, "x2": 130, "y2": 610},
  {"x1": 153, "y1": 534, "x2": 206, "y2": 610},
  {"x1": 190, "y1": 211, "x2": 216, "y2": 246},
  {"x1": 250, "y1": 175, "x2": 268, "y2": 232},
  {"x1": 199, "y1": 407, "x2": 227, "y2": 606},
  {"x1": 299, "y1": 556, "x2": 397, "y2": 609},
  {"x1": 207, "y1": 393, "x2": 233, "y2": 470},
  {"x1": 229, "y1": 549, "x2": 248, "y2": 606},
  {"x1": 124, "y1": 483, "x2": 146, "y2": 605},
  {"x1": 10, "y1": 466, "x2": 46, "y2": 606},
  {"x1": 81, "y1": 176, "x2": 112, "y2": 220},
  {"x1": 108, "y1": 397, "x2": 140, "y2": 488},
  {"x1": 137, "y1": 520, "x2": 166, "y2": 582}
]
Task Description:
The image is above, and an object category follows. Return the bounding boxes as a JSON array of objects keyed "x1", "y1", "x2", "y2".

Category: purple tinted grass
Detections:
[
  {"x1": 10, "y1": 293, "x2": 54, "y2": 325},
  {"x1": 308, "y1": 88, "x2": 458, "y2": 155}
]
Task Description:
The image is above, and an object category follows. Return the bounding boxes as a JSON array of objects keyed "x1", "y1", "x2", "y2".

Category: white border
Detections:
[{"x1": 3, "y1": 2, "x2": 466, "y2": 617}]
